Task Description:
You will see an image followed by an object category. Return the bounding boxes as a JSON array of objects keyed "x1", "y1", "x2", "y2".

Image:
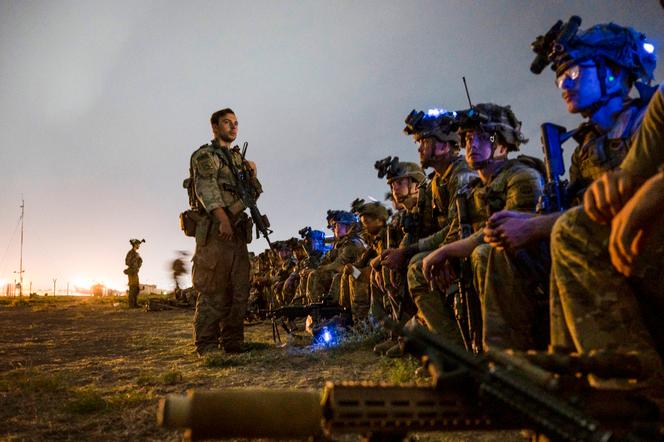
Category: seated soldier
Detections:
[
  {"x1": 477, "y1": 19, "x2": 657, "y2": 351},
  {"x1": 370, "y1": 158, "x2": 426, "y2": 356},
  {"x1": 305, "y1": 210, "x2": 365, "y2": 304},
  {"x1": 339, "y1": 200, "x2": 389, "y2": 323},
  {"x1": 421, "y1": 103, "x2": 543, "y2": 350},
  {"x1": 550, "y1": 83, "x2": 664, "y2": 394},
  {"x1": 381, "y1": 108, "x2": 477, "y2": 347}
]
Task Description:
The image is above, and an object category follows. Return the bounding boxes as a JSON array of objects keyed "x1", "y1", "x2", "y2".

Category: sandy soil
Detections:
[{"x1": 0, "y1": 297, "x2": 524, "y2": 441}]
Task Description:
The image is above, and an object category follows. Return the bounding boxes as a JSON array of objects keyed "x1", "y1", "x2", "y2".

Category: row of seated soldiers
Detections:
[{"x1": 252, "y1": 16, "x2": 664, "y2": 400}]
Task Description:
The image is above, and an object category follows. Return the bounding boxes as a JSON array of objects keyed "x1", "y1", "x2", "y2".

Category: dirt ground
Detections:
[{"x1": 0, "y1": 296, "x2": 525, "y2": 441}]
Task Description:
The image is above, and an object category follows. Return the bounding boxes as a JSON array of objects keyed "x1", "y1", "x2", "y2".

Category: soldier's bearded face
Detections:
[
  {"x1": 212, "y1": 114, "x2": 239, "y2": 142},
  {"x1": 464, "y1": 130, "x2": 493, "y2": 169}
]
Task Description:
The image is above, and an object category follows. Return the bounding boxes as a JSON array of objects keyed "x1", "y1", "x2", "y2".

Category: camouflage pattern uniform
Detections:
[
  {"x1": 550, "y1": 84, "x2": 664, "y2": 388},
  {"x1": 125, "y1": 244, "x2": 142, "y2": 308},
  {"x1": 339, "y1": 202, "x2": 388, "y2": 322},
  {"x1": 191, "y1": 140, "x2": 260, "y2": 353},
  {"x1": 306, "y1": 225, "x2": 365, "y2": 304},
  {"x1": 406, "y1": 157, "x2": 477, "y2": 345},
  {"x1": 467, "y1": 159, "x2": 544, "y2": 350}
]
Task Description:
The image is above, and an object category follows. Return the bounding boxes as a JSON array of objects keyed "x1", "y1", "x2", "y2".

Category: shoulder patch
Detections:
[{"x1": 194, "y1": 151, "x2": 218, "y2": 178}]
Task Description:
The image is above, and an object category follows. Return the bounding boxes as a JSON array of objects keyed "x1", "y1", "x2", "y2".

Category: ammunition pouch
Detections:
[
  {"x1": 234, "y1": 212, "x2": 254, "y2": 244},
  {"x1": 179, "y1": 209, "x2": 204, "y2": 237}
]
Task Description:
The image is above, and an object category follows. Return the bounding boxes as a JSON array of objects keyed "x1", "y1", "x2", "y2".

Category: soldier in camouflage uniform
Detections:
[
  {"x1": 291, "y1": 228, "x2": 327, "y2": 304},
  {"x1": 372, "y1": 158, "x2": 426, "y2": 355},
  {"x1": 479, "y1": 20, "x2": 657, "y2": 351},
  {"x1": 189, "y1": 108, "x2": 262, "y2": 355},
  {"x1": 382, "y1": 109, "x2": 477, "y2": 345},
  {"x1": 422, "y1": 103, "x2": 543, "y2": 350},
  {"x1": 549, "y1": 88, "x2": 664, "y2": 390},
  {"x1": 339, "y1": 201, "x2": 389, "y2": 322},
  {"x1": 124, "y1": 238, "x2": 144, "y2": 308},
  {"x1": 271, "y1": 240, "x2": 297, "y2": 307},
  {"x1": 305, "y1": 211, "x2": 365, "y2": 304}
]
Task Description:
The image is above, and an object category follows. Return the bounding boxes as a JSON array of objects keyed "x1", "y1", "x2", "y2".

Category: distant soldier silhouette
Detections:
[
  {"x1": 172, "y1": 251, "x2": 189, "y2": 300},
  {"x1": 124, "y1": 239, "x2": 145, "y2": 308}
]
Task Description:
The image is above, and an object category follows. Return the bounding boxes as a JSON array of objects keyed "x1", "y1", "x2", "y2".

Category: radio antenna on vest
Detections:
[{"x1": 462, "y1": 76, "x2": 473, "y2": 107}]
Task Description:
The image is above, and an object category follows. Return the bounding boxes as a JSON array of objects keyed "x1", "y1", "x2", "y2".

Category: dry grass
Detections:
[{"x1": 0, "y1": 297, "x2": 524, "y2": 441}]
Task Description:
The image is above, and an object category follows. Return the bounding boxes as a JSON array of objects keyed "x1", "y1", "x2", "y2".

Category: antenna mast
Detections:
[
  {"x1": 462, "y1": 76, "x2": 473, "y2": 107},
  {"x1": 18, "y1": 197, "x2": 24, "y2": 296}
]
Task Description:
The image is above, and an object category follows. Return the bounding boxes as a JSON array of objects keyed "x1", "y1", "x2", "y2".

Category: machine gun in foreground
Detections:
[{"x1": 158, "y1": 319, "x2": 662, "y2": 441}]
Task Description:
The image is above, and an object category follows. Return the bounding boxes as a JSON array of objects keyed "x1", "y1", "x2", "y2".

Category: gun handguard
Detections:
[{"x1": 158, "y1": 382, "x2": 510, "y2": 440}]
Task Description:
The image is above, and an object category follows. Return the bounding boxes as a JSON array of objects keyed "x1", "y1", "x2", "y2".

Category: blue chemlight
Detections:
[
  {"x1": 313, "y1": 326, "x2": 339, "y2": 348},
  {"x1": 643, "y1": 43, "x2": 655, "y2": 54}
]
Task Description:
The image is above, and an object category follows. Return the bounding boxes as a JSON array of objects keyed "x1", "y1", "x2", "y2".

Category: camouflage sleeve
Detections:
[
  {"x1": 192, "y1": 149, "x2": 226, "y2": 212},
  {"x1": 621, "y1": 84, "x2": 664, "y2": 180},
  {"x1": 504, "y1": 166, "x2": 543, "y2": 212},
  {"x1": 417, "y1": 227, "x2": 449, "y2": 252},
  {"x1": 319, "y1": 241, "x2": 364, "y2": 273}
]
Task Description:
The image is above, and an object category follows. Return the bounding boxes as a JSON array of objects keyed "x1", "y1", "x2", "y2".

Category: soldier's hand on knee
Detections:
[
  {"x1": 584, "y1": 171, "x2": 639, "y2": 224},
  {"x1": 380, "y1": 248, "x2": 407, "y2": 271},
  {"x1": 484, "y1": 211, "x2": 535, "y2": 251},
  {"x1": 422, "y1": 247, "x2": 449, "y2": 284},
  {"x1": 608, "y1": 174, "x2": 664, "y2": 277}
]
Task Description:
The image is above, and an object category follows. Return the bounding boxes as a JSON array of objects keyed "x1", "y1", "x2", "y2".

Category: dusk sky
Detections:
[{"x1": 1, "y1": 1, "x2": 662, "y2": 292}]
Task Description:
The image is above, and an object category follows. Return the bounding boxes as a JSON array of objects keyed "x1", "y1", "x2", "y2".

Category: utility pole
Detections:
[
  {"x1": 67, "y1": 282, "x2": 70, "y2": 296},
  {"x1": 16, "y1": 198, "x2": 25, "y2": 297},
  {"x1": 52, "y1": 278, "x2": 57, "y2": 296}
]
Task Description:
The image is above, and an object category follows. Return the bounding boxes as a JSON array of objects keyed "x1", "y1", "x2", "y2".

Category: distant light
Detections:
[{"x1": 643, "y1": 43, "x2": 655, "y2": 54}]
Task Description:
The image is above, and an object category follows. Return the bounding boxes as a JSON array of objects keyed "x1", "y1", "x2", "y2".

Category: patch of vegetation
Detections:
[
  {"x1": 202, "y1": 354, "x2": 244, "y2": 368},
  {"x1": 379, "y1": 357, "x2": 420, "y2": 384},
  {"x1": 107, "y1": 390, "x2": 153, "y2": 408},
  {"x1": 0, "y1": 369, "x2": 69, "y2": 394},
  {"x1": 65, "y1": 389, "x2": 108, "y2": 414},
  {"x1": 159, "y1": 370, "x2": 183, "y2": 385}
]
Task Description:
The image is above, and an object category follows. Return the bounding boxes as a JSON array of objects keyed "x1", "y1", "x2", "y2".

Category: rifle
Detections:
[
  {"x1": 158, "y1": 320, "x2": 662, "y2": 441},
  {"x1": 221, "y1": 141, "x2": 274, "y2": 248},
  {"x1": 538, "y1": 123, "x2": 575, "y2": 213},
  {"x1": 453, "y1": 192, "x2": 482, "y2": 354},
  {"x1": 260, "y1": 301, "x2": 350, "y2": 345}
]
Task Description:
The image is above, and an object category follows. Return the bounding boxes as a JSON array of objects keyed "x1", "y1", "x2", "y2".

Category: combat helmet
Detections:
[
  {"x1": 455, "y1": 103, "x2": 528, "y2": 152},
  {"x1": 351, "y1": 198, "x2": 389, "y2": 221},
  {"x1": 331, "y1": 210, "x2": 358, "y2": 226},
  {"x1": 374, "y1": 156, "x2": 426, "y2": 185},
  {"x1": 404, "y1": 108, "x2": 460, "y2": 144},
  {"x1": 129, "y1": 238, "x2": 145, "y2": 246},
  {"x1": 531, "y1": 16, "x2": 657, "y2": 104}
]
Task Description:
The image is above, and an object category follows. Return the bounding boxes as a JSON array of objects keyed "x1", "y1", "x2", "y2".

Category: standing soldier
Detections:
[
  {"x1": 172, "y1": 250, "x2": 189, "y2": 296},
  {"x1": 124, "y1": 238, "x2": 144, "y2": 308},
  {"x1": 185, "y1": 108, "x2": 262, "y2": 355}
]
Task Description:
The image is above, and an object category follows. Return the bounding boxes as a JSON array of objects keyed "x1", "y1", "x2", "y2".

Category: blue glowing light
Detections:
[
  {"x1": 643, "y1": 43, "x2": 655, "y2": 54},
  {"x1": 426, "y1": 108, "x2": 448, "y2": 117},
  {"x1": 313, "y1": 326, "x2": 339, "y2": 348}
]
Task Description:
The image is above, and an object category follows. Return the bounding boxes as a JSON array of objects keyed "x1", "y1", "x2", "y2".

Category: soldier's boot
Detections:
[{"x1": 373, "y1": 339, "x2": 396, "y2": 355}]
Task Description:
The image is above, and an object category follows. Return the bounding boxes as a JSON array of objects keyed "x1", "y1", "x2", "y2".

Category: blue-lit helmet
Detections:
[
  {"x1": 332, "y1": 210, "x2": 358, "y2": 226},
  {"x1": 404, "y1": 108, "x2": 460, "y2": 144},
  {"x1": 532, "y1": 17, "x2": 656, "y2": 85}
]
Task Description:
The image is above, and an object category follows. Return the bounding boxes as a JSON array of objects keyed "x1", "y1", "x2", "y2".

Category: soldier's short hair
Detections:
[{"x1": 210, "y1": 108, "x2": 236, "y2": 126}]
